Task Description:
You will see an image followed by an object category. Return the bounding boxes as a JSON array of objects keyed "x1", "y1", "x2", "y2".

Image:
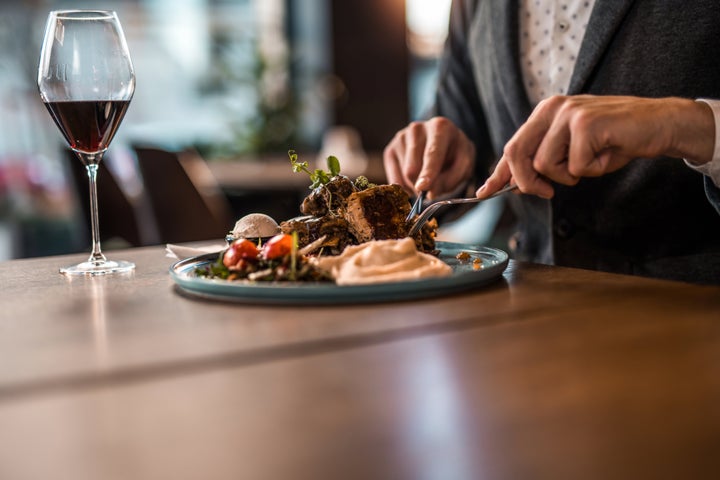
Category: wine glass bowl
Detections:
[{"x1": 38, "y1": 10, "x2": 135, "y2": 275}]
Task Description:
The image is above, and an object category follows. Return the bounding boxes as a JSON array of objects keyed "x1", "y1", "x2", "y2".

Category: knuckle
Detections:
[
  {"x1": 568, "y1": 109, "x2": 592, "y2": 131},
  {"x1": 429, "y1": 116, "x2": 452, "y2": 133},
  {"x1": 532, "y1": 156, "x2": 548, "y2": 174},
  {"x1": 567, "y1": 162, "x2": 584, "y2": 178},
  {"x1": 406, "y1": 123, "x2": 426, "y2": 147},
  {"x1": 534, "y1": 94, "x2": 569, "y2": 119},
  {"x1": 536, "y1": 95, "x2": 560, "y2": 112},
  {"x1": 502, "y1": 140, "x2": 520, "y2": 161},
  {"x1": 408, "y1": 121, "x2": 425, "y2": 135}
]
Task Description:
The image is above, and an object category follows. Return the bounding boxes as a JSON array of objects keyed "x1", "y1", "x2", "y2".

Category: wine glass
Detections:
[{"x1": 38, "y1": 10, "x2": 135, "y2": 275}]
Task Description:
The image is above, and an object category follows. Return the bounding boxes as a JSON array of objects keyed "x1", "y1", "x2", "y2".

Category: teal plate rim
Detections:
[{"x1": 169, "y1": 241, "x2": 509, "y2": 305}]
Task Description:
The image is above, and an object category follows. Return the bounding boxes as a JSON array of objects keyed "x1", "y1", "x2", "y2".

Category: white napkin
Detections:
[{"x1": 166, "y1": 243, "x2": 225, "y2": 260}]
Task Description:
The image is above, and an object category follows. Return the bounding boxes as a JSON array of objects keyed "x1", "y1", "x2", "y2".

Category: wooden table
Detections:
[{"x1": 1, "y1": 246, "x2": 719, "y2": 479}]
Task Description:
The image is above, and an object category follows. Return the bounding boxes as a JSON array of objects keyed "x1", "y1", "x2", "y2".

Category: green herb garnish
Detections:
[
  {"x1": 354, "y1": 175, "x2": 376, "y2": 190},
  {"x1": 289, "y1": 150, "x2": 342, "y2": 189},
  {"x1": 327, "y1": 155, "x2": 341, "y2": 176}
]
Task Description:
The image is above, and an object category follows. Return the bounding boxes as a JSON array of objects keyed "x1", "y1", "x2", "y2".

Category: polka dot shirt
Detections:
[
  {"x1": 517, "y1": 0, "x2": 720, "y2": 185},
  {"x1": 519, "y1": 0, "x2": 596, "y2": 106}
]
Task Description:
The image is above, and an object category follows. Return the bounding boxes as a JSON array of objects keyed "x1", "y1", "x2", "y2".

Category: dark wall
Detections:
[{"x1": 329, "y1": 0, "x2": 410, "y2": 151}]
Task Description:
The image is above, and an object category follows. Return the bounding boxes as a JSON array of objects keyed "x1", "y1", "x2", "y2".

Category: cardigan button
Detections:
[{"x1": 555, "y1": 218, "x2": 575, "y2": 239}]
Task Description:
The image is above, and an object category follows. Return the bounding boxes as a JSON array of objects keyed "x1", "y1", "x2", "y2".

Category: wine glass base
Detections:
[{"x1": 60, "y1": 259, "x2": 135, "y2": 276}]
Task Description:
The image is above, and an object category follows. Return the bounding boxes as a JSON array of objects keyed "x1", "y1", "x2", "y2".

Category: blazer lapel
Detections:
[
  {"x1": 485, "y1": 0, "x2": 533, "y2": 124},
  {"x1": 568, "y1": 0, "x2": 636, "y2": 94}
]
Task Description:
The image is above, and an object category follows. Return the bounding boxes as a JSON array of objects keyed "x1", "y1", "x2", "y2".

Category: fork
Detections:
[
  {"x1": 407, "y1": 184, "x2": 518, "y2": 236},
  {"x1": 406, "y1": 190, "x2": 427, "y2": 222}
]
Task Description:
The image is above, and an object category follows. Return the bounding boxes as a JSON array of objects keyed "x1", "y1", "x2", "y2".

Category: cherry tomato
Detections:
[
  {"x1": 223, "y1": 238, "x2": 259, "y2": 268},
  {"x1": 261, "y1": 234, "x2": 293, "y2": 260}
]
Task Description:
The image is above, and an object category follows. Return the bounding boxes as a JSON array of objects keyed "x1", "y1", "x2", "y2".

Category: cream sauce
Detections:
[{"x1": 314, "y1": 237, "x2": 451, "y2": 285}]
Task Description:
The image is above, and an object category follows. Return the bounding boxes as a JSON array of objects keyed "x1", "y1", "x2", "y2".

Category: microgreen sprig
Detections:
[{"x1": 289, "y1": 150, "x2": 341, "y2": 189}]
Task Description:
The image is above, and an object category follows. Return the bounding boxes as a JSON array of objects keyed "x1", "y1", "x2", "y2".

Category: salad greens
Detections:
[
  {"x1": 289, "y1": 150, "x2": 341, "y2": 189},
  {"x1": 288, "y1": 150, "x2": 376, "y2": 190}
]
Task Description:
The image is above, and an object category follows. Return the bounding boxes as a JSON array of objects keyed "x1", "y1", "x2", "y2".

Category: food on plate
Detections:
[
  {"x1": 280, "y1": 151, "x2": 438, "y2": 255},
  {"x1": 196, "y1": 233, "x2": 333, "y2": 282},
  {"x1": 456, "y1": 251, "x2": 471, "y2": 261},
  {"x1": 313, "y1": 237, "x2": 451, "y2": 285},
  {"x1": 228, "y1": 213, "x2": 281, "y2": 241},
  {"x1": 455, "y1": 250, "x2": 485, "y2": 270},
  {"x1": 194, "y1": 152, "x2": 445, "y2": 284},
  {"x1": 222, "y1": 238, "x2": 259, "y2": 267},
  {"x1": 280, "y1": 214, "x2": 355, "y2": 256},
  {"x1": 300, "y1": 173, "x2": 357, "y2": 217},
  {"x1": 344, "y1": 184, "x2": 413, "y2": 243}
]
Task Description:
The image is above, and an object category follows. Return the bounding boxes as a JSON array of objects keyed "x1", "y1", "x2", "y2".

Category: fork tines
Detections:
[{"x1": 406, "y1": 190, "x2": 426, "y2": 222}]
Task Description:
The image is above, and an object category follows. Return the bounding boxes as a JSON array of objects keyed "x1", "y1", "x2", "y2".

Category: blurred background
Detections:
[{"x1": 0, "y1": 0, "x2": 452, "y2": 259}]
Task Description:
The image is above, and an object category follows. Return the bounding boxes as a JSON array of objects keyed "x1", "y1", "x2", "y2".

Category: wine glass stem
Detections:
[{"x1": 83, "y1": 157, "x2": 108, "y2": 265}]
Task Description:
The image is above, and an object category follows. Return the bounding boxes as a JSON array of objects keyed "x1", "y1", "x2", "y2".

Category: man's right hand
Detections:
[{"x1": 383, "y1": 117, "x2": 476, "y2": 200}]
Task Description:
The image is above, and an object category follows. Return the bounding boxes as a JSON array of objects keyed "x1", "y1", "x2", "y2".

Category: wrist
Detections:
[{"x1": 670, "y1": 98, "x2": 715, "y2": 166}]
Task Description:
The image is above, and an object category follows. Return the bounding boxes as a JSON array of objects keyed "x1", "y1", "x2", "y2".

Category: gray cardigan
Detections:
[{"x1": 434, "y1": 0, "x2": 720, "y2": 284}]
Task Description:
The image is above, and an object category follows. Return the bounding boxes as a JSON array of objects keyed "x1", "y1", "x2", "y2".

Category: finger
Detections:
[
  {"x1": 573, "y1": 146, "x2": 630, "y2": 177},
  {"x1": 566, "y1": 128, "x2": 606, "y2": 177},
  {"x1": 415, "y1": 117, "x2": 453, "y2": 192},
  {"x1": 476, "y1": 157, "x2": 513, "y2": 198},
  {"x1": 503, "y1": 139, "x2": 555, "y2": 198},
  {"x1": 510, "y1": 96, "x2": 566, "y2": 161},
  {"x1": 382, "y1": 140, "x2": 410, "y2": 191},
  {"x1": 566, "y1": 119, "x2": 629, "y2": 177},
  {"x1": 524, "y1": 98, "x2": 584, "y2": 186},
  {"x1": 532, "y1": 121, "x2": 579, "y2": 186},
  {"x1": 510, "y1": 164, "x2": 555, "y2": 198},
  {"x1": 501, "y1": 140, "x2": 555, "y2": 198},
  {"x1": 499, "y1": 101, "x2": 561, "y2": 197},
  {"x1": 439, "y1": 130, "x2": 475, "y2": 191},
  {"x1": 403, "y1": 122, "x2": 428, "y2": 192}
]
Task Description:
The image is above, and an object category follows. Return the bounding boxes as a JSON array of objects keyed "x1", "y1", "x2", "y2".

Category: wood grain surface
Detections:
[{"x1": 1, "y1": 246, "x2": 719, "y2": 479}]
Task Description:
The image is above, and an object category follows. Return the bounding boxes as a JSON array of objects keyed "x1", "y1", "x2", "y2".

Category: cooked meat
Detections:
[
  {"x1": 286, "y1": 180, "x2": 437, "y2": 255},
  {"x1": 415, "y1": 217, "x2": 439, "y2": 254},
  {"x1": 280, "y1": 214, "x2": 356, "y2": 256},
  {"x1": 343, "y1": 184, "x2": 412, "y2": 242},
  {"x1": 300, "y1": 175, "x2": 357, "y2": 217}
]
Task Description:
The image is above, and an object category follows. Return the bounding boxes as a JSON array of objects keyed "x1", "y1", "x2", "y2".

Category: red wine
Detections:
[{"x1": 44, "y1": 100, "x2": 130, "y2": 155}]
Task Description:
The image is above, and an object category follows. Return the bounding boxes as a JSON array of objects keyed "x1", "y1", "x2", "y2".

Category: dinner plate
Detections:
[{"x1": 169, "y1": 241, "x2": 509, "y2": 305}]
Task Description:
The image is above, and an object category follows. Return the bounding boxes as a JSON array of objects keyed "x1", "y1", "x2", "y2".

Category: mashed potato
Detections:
[{"x1": 314, "y1": 237, "x2": 451, "y2": 285}]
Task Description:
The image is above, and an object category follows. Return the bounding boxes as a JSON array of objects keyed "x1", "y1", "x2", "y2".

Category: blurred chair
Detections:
[
  {"x1": 65, "y1": 149, "x2": 159, "y2": 249},
  {"x1": 133, "y1": 146, "x2": 234, "y2": 243}
]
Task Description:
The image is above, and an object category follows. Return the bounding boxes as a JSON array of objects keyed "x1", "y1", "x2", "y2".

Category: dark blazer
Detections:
[{"x1": 434, "y1": 0, "x2": 720, "y2": 283}]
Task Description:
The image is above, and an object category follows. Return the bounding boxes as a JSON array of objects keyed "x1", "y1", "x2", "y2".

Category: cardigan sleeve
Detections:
[{"x1": 431, "y1": 0, "x2": 496, "y2": 184}]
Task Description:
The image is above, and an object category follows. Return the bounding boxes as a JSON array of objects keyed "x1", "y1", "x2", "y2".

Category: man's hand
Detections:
[
  {"x1": 477, "y1": 95, "x2": 715, "y2": 199},
  {"x1": 383, "y1": 116, "x2": 476, "y2": 199}
]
